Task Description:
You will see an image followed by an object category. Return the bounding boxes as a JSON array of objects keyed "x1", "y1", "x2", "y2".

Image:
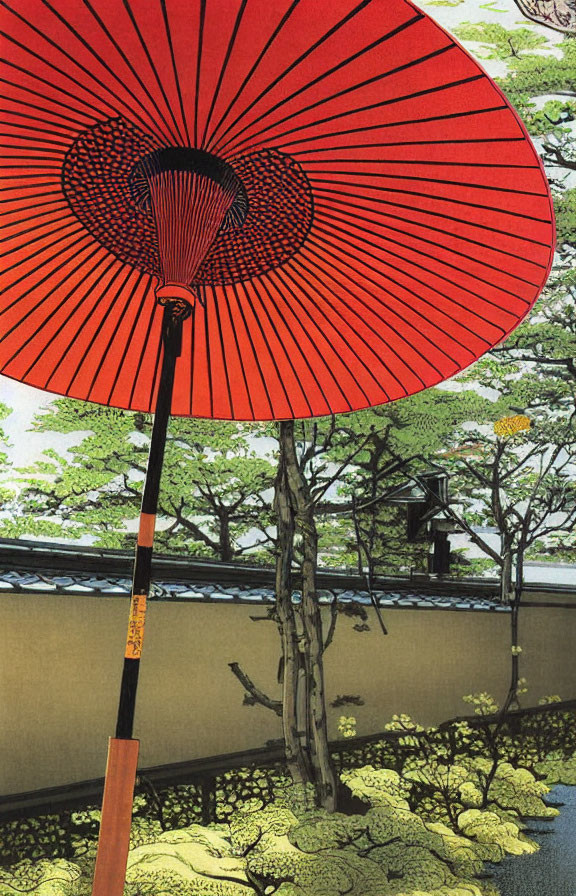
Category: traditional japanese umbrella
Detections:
[{"x1": 0, "y1": 0, "x2": 554, "y2": 892}]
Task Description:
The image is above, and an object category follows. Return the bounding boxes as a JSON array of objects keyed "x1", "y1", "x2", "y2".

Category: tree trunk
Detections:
[
  {"x1": 218, "y1": 511, "x2": 233, "y2": 562},
  {"x1": 499, "y1": 546, "x2": 514, "y2": 604},
  {"x1": 506, "y1": 542, "x2": 525, "y2": 710},
  {"x1": 274, "y1": 430, "x2": 313, "y2": 791},
  {"x1": 280, "y1": 421, "x2": 338, "y2": 811}
]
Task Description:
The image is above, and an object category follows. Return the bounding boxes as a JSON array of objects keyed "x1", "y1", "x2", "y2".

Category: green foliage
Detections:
[
  {"x1": 1, "y1": 401, "x2": 276, "y2": 561},
  {"x1": 126, "y1": 825, "x2": 253, "y2": 896},
  {"x1": 2, "y1": 700, "x2": 575, "y2": 895},
  {"x1": 477, "y1": 759, "x2": 558, "y2": 819},
  {"x1": 453, "y1": 22, "x2": 548, "y2": 59},
  {"x1": 535, "y1": 751, "x2": 576, "y2": 786},
  {"x1": 0, "y1": 816, "x2": 71, "y2": 866},
  {"x1": 336, "y1": 716, "x2": 357, "y2": 738},
  {"x1": 456, "y1": 809, "x2": 536, "y2": 858},
  {"x1": 0, "y1": 859, "x2": 81, "y2": 896},
  {"x1": 498, "y1": 36, "x2": 576, "y2": 111},
  {"x1": 0, "y1": 402, "x2": 10, "y2": 465},
  {"x1": 462, "y1": 694, "x2": 499, "y2": 717},
  {"x1": 525, "y1": 98, "x2": 576, "y2": 138},
  {"x1": 555, "y1": 187, "x2": 576, "y2": 250},
  {"x1": 341, "y1": 765, "x2": 413, "y2": 809},
  {"x1": 0, "y1": 403, "x2": 13, "y2": 503}
]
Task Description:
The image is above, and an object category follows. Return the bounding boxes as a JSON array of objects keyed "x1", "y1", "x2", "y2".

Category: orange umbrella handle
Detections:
[{"x1": 92, "y1": 738, "x2": 140, "y2": 896}]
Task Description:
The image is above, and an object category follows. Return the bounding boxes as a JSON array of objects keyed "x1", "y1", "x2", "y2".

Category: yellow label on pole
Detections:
[{"x1": 125, "y1": 592, "x2": 147, "y2": 659}]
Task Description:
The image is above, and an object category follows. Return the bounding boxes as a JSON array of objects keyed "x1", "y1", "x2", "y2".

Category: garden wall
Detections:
[{"x1": 1, "y1": 591, "x2": 575, "y2": 795}]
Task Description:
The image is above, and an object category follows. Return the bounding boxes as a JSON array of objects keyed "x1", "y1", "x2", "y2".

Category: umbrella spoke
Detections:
[
  {"x1": 313, "y1": 186, "x2": 551, "y2": 267},
  {"x1": 210, "y1": 9, "x2": 424, "y2": 155},
  {"x1": 315, "y1": 202, "x2": 544, "y2": 290},
  {"x1": 217, "y1": 28, "x2": 452, "y2": 156}
]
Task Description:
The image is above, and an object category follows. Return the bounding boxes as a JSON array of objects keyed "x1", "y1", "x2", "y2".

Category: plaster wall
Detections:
[{"x1": 1, "y1": 593, "x2": 574, "y2": 794}]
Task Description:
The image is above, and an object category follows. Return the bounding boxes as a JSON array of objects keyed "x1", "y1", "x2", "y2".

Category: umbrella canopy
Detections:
[{"x1": 0, "y1": 0, "x2": 555, "y2": 421}]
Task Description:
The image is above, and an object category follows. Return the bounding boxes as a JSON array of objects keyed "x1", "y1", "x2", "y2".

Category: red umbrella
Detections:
[{"x1": 0, "y1": 0, "x2": 554, "y2": 892}]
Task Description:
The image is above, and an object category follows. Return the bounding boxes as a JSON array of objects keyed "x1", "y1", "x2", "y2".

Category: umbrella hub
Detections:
[
  {"x1": 63, "y1": 118, "x2": 313, "y2": 288},
  {"x1": 130, "y1": 148, "x2": 248, "y2": 301}
]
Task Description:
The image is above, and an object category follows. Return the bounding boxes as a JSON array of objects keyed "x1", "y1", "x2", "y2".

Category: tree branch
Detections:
[
  {"x1": 228, "y1": 662, "x2": 282, "y2": 716},
  {"x1": 323, "y1": 597, "x2": 339, "y2": 653}
]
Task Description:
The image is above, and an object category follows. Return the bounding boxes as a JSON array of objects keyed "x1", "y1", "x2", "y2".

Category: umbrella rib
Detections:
[
  {"x1": 216, "y1": 277, "x2": 257, "y2": 419},
  {"x1": 229, "y1": 73, "x2": 487, "y2": 155},
  {"x1": 275, "y1": 262, "x2": 395, "y2": 401},
  {"x1": 2, "y1": 147, "x2": 65, "y2": 160},
  {"x1": 292, "y1": 251, "x2": 450, "y2": 384},
  {"x1": 301, "y1": 241, "x2": 471, "y2": 371},
  {"x1": 0, "y1": 104, "x2": 81, "y2": 135},
  {"x1": 206, "y1": 282, "x2": 236, "y2": 418},
  {"x1": 0, "y1": 218, "x2": 84, "y2": 262},
  {"x1": 206, "y1": 0, "x2": 301, "y2": 150},
  {"x1": 237, "y1": 278, "x2": 314, "y2": 417},
  {"x1": 0, "y1": 116, "x2": 78, "y2": 141},
  {"x1": 212, "y1": 0, "x2": 403, "y2": 154},
  {"x1": 84, "y1": 270, "x2": 144, "y2": 401},
  {"x1": 272, "y1": 266, "x2": 366, "y2": 407},
  {"x1": 0, "y1": 245, "x2": 108, "y2": 370},
  {"x1": 314, "y1": 184, "x2": 551, "y2": 254},
  {"x1": 129, "y1": 298, "x2": 162, "y2": 411},
  {"x1": 291, "y1": 135, "x2": 528, "y2": 154},
  {"x1": 188, "y1": 300, "x2": 197, "y2": 416},
  {"x1": 303, "y1": 240, "x2": 485, "y2": 357},
  {"x1": 307, "y1": 167, "x2": 547, "y2": 199},
  {"x1": 217, "y1": 29, "x2": 451, "y2": 156},
  {"x1": 0, "y1": 180, "x2": 62, "y2": 193},
  {"x1": 0, "y1": 225, "x2": 88, "y2": 287},
  {"x1": 200, "y1": 0, "x2": 249, "y2": 149},
  {"x1": 105, "y1": 275, "x2": 153, "y2": 407},
  {"x1": 197, "y1": 284, "x2": 214, "y2": 417},
  {"x1": 315, "y1": 202, "x2": 543, "y2": 288},
  {"x1": 145, "y1": 308, "x2": 165, "y2": 414},
  {"x1": 277, "y1": 261, "x2": 401, "y2": 395},
  {"x1": 80, "y1": 0, "x2": 180, "y2": 145},
  {"x1": 121, "y1": 0, "x2": 185, "y2": 144},
  {"x1": 256, "y1": 273, "x2": 334, "y2": 415},
  {"x1": 0, "y1": 195, "x2": 67, "y2": 217},
  {"x1": 309, "y1": 175, "x2": 551, "y2": 227},
  {"x1": 0, "y1": 171, "x2": 62, "y2": 179},
  {"x1": 312, "y1": 225, "x2": 521, "y2": 325},
  {"x1": 308, "y1": 158, "x2": 539, "y2": 170},
  {"x1": 316, "y1": 213, "x2": 537, "y2": 301},
  {"x1": 41, "y1": 257, "x2": 124, "y2": 390},
  {"x1": 0, "y1": 70, "x2": 98, "y2": 128},
  {"x1": 41, "y1": 0, "x2": 173, "y2": 143},
  {"x1": 220, "y1": 248, "x2": 278, "y2": 418},
  {"x1": 60, "y1": 264, "x2": 133, "y2": 395},
  {"x1": 159, "y1": 0, "x2": 192, "y2": 146},
  {"x1": 12, "y1": 0, "x2": 170, "y2": 146},
  {"x1": 0, "y1": 21, "x2": 133, "y2": 129},
  {"x1": 194, "y1": 0, "x2": 207, "y2": 147},
  {"x1": 305, "y1": 235, "x2": 506, "y2": 343},
  {"x1": 265, "y1": 268, "x2": 354, "y2": 413},
  {"x1": 233, "y1": 279, "x2": 297, "y2": 419},
  {"x1": 211, "y1": 10, "x2": 423, "y2": 155},
  {"x1": 0, "y1": 210, "x2": 76, "y2": 247},
  {"x1": 227, "y1": 276, "x2": 274, "y2": 419},
  {"x1": 273, "y1": 103, "x2": 510, "y2": 149},
  {"x1": 0, "y1": 185, "x2": 67, "y2": 202}
]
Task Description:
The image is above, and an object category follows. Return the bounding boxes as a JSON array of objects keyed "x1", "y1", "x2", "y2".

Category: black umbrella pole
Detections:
[{"x1": 92, "y1": 306, "x2": 183, "y2": 896}]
